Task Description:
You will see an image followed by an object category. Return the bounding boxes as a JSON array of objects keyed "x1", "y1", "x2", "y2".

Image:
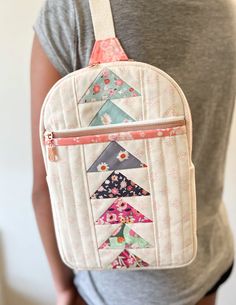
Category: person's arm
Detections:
[{"x1": 30, "y1": 34, "x2": 86, "y2": 305}]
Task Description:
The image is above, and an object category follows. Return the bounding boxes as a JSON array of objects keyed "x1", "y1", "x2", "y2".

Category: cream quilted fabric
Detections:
[{"x1": 40, "y1": 61, "x2": 197, "y2": 270}]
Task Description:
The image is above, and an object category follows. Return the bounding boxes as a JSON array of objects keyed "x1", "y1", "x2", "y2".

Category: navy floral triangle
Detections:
[{"x1": 90, "y1": 171, "x2": 150, "y2": 199}]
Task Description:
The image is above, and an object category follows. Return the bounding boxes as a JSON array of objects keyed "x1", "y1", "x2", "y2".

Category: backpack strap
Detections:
[
  {"x1": 89, "y1": 0, "x2": 115, "y2": 40},
  {"x1": 88, "y1": 0, "x2": 129, "y2": 65}
]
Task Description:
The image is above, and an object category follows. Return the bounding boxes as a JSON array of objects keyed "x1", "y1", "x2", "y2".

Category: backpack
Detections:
[{"x1": 39, "y1": 0, "x2": 197, "y2": 270}]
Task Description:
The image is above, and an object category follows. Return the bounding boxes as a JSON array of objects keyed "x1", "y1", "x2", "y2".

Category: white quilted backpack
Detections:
[{"x1": 39, "y1": 0, "x2": 197, "y2": 270}]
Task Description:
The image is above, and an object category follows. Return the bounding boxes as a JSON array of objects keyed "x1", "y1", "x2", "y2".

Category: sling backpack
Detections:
[{"x1": 39, "y1": 0, "x2": 197, "y2": 270}]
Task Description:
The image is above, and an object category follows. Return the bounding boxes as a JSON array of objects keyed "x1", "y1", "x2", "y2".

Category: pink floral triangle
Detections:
[
  {"x1": 89, "y1": 38, "x2": 129, "y2": 65},
  {"x1": 96, "y1": 198, "x2": 152, "y2": 224},
  {"x1": 110, "y1": 249, "x2": 149, "y2": 269}
]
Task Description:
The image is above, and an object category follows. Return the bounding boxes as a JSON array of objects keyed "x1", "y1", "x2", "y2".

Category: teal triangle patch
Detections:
[
  {"x1": 89, "y1": 99, "x2": 135, "y2": 126},
  {"x1": 99, "y1": 223, "x2": 151, "y2": 249},
  {"x1": 79, "y1": 68, "x2": 141, "y2": 103}
]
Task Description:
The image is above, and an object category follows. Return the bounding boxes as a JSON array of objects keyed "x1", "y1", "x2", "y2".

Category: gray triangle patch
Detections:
[{"x1": 87, "y1": 142, "x2": 147, "y2": 172}]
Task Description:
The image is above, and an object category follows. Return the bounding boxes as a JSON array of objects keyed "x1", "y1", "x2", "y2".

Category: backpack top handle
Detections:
[{"x1": 88, "y1": 0, "x2": 129, "y2": 65}]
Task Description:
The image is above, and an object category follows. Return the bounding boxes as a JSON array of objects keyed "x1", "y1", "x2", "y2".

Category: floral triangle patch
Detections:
[
  {"x1": 99, "y1": 223, "x2": 151, "y2": 249},
  {"x1": 90, "y1": 171, "x2": 150, "y2": 199},
  {"x1": 79, "y1": 68, "x2": 141, "y2": 103},
  {"x1": 96, "y1": 198, "x2": 152, "y2": 224},
  {"x1": 89, "y1": 99, "x2": 135, "y2": 126},
  {"x1": 87, "y1": 141, "x2": 147, "y2": 172},
  {"x1": 110, "y1": 249, "x2": 149, "y2": 269}
]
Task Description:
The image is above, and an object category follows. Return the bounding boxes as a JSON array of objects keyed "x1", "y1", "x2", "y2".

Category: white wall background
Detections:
[
  {"x1": 0, "y1": 1, "x2": 235, "y2": 305},
  {"x1": 0, "y1": 1, "x2": 55, "y2": 305}
]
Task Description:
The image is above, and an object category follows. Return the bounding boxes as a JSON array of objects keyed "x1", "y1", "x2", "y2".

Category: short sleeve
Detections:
[{"x1": 33, "y1": 0, "x2": 77, "y2": 77}]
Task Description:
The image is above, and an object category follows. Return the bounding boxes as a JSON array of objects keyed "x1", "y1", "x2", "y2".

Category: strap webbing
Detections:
[{"x1": 89, "y1": 0, "x2": 116, "y2": 40}]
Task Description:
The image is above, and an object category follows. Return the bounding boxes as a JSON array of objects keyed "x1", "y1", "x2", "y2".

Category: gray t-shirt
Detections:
[{"x1": 33, "y1": 1, "x2": 236, "y2": 304}]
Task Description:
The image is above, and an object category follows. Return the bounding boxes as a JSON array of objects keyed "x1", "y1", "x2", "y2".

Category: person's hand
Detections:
[{"x1": 56, "y1": 285, "x2": 87, "y2": 305}]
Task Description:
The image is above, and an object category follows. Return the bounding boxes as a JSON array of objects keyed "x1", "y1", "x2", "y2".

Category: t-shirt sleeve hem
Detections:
[{"x1": 33, "y1": 23, "x2": 68, "y2": 77}]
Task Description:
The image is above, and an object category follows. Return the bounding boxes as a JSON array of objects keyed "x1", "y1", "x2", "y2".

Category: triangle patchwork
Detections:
[
  {"x1": 79, "y1": 68, "x2": 141, "y2": 103},
  {"x1": 99, "y1": 223, "x2": 151, "y2": 249},
  {"x1": 96, "y1": 198, "x2": 152, "y2": 224},
  {"x1": 90, "y1": 171, "x2": 150, "y2": 199},
  {"x1": 87, "y1": 141, "x2": 147, "y2": 172},
  {"x1": 110, "y1": 249, "x2": 149, "y2": 269},
  {"x1": 89, "y1": 99, "x2": 135, "y2": 126}
]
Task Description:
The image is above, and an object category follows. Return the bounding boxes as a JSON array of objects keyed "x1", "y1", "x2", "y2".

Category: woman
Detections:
[{"x1": 31, "y1": 1, "x2": 236, "y2": 304}]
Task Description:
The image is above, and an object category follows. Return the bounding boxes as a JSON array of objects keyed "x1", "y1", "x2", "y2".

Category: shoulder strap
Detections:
[
  {"x1": 88, "y1": 0, "x2": 129, "y2": 65},
  {"x1": 89, "y1": 0, "x2": 115, "y2": 40}
]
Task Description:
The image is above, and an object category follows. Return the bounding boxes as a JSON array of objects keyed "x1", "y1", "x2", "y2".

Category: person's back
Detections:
[{"x1": 31, "y1": 1, "x2": 236, "y2": 304}]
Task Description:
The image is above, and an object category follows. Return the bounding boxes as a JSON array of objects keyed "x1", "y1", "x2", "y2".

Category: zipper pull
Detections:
[{"x1": 44, "y1": 131, "x2": 58, "y2": 162}]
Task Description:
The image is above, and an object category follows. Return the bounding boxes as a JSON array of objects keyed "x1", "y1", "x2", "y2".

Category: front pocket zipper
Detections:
[{"x1": 44, "y1": 117, "x2": 186, "y2": 162}]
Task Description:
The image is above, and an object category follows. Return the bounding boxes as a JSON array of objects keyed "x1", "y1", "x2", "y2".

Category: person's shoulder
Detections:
[
  {"x1": 38, "y1": 0, "x2": 76, "y2": 19},
  {"x1": 42, "y1": 0, "x2": 75, "y2": 9},
  {"x1": 33, "y1": 0, "x2": 77, "y2": 76}
]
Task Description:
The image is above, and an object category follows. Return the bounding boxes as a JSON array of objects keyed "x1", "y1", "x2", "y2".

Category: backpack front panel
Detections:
[{"x1": 40, "y1": 61, "x2": 197, "y2": 270}]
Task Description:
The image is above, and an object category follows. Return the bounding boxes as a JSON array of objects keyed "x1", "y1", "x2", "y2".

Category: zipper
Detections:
[{"x1": 44, "y1": 117, "x2": 186, "y2": 162}]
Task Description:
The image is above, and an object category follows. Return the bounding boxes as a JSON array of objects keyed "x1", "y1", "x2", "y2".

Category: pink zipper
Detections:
[{"x1": 44, "y1": 119, "x2": 186, "y2": 162}]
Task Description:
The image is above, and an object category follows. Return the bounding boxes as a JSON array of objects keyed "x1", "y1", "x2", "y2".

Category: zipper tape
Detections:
[
  {"x1": 46, "y1": 117, "x2": 185, "y2": 138},
  {"x1": 44, "y1": 122, "x2": 186, "y2": 162}
]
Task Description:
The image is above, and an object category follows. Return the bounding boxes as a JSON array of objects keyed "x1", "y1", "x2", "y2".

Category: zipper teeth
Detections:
[{"x1": 47, "y1": 119, "x2": 185, "y2": 139}]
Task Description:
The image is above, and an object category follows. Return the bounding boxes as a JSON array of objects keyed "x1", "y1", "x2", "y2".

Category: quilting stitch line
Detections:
[
  {"x1": 73, "y1": 76, "x2": 83, "y2": 128},
  {"x1": 81, "y1": 143, "x2": 102, "y2": 268},
  {"x1": 161, "y1": 137, "x2": 173, "y2": 265},
  {"x1": 144, "y1": 138, "x2": 160, "y2": 266},
  {"x1": 139, "y1": 68, "x2": 145, "y2": 121},
  {"x1": 140, "y1": 68, "x2": 159, "y2": 267},
  {"x1": 58, "y1": 90, "x2": 88, "y2": 268},
  {"x1": 48, "y1": 101, "x2": 80, "y2": 267},
  {"x1": 174, "y1": 134, "x2": 185, "y2": 262},
  {"x1": 72, "y1": 78, "x2": 100, "y2": 267}
]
